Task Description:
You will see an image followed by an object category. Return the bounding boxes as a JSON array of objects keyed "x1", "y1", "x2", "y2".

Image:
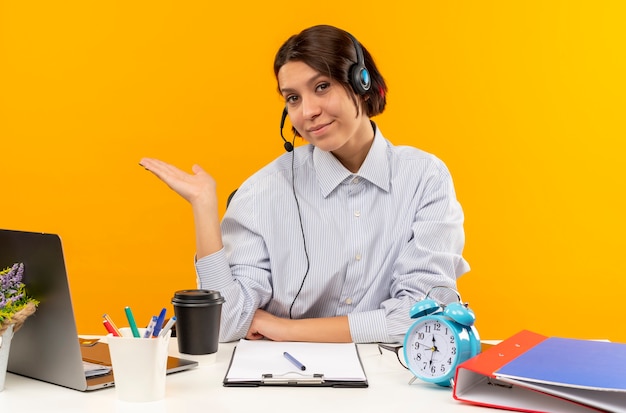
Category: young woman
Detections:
[{"x1": 140, "y1": 25, "x2": 469, "y2": 344}]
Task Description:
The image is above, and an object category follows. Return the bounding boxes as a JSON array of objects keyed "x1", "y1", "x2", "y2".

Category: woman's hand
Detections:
[
  {"x1": 246, "y1": 309, "x2": 289, "y2": 341},
  {"x1": 139, "y1": 158, "x2": 217, "y2": 207},
  {"x1": 246, "y1": 309, "x2": 352, "y2": 343}
]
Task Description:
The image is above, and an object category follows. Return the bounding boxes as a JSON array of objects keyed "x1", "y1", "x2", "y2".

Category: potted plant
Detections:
[{"x1": 0, "y1": 263, "x2": 38, "y2": 391}]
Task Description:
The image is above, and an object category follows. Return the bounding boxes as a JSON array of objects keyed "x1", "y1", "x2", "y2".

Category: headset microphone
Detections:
[{"x1": 280, "y1": 107, "x2": 294, "y2": 152}]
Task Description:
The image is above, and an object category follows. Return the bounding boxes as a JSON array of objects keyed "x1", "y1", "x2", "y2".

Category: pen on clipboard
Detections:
[
  {"x1": 102, "y1": 313, "x2": 121, "y2": 336},
  {"x1": 158, "y1": 316, "x2": 176, "y2": 338},
  {"x1": 124, "y1": 306, "x2": 141, "y2": 338},
  {"x1": 284, "y1": 351, "x2": 306, "y2": 371}
]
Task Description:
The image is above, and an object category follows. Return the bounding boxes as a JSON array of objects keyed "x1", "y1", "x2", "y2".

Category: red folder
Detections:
[{"x1": 453, "y1": 330, "x2": 626, "y2": 413}]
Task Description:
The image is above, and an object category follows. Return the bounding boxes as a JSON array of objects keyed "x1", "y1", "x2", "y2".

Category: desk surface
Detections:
[{"x1": 1, "y1": 340, "x2": 486, "y2": 413}]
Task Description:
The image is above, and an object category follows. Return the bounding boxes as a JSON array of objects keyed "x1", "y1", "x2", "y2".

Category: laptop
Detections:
[{"x1": 1, "y1": 228, "x2": 198, "y2": 391}]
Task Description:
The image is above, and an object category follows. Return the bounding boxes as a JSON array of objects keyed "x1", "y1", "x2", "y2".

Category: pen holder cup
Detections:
[{"x1": 107, "y1": 327, "x2": 171, "y2": 403}]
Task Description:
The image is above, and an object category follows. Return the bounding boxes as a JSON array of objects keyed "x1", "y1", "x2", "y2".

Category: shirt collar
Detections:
[{"x1": 313, "y1": 123, "x2": 390, "y2": 198}]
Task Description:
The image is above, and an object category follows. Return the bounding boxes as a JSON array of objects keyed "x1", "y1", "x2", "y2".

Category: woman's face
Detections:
[{"x1": 277, "y1": 61, "x2": 372, "y2": 154}]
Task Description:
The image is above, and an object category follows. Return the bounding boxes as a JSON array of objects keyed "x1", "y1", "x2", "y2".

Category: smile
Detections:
[{"x1": 307, "y1": 121, "x2": 333, "y2": 134}]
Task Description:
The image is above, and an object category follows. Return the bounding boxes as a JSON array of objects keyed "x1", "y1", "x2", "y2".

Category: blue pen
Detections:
[
  {"x1": 143, "y1": 316, "x2": 158, "y2": 338},
  {"x1": 124, "y1": 306, "x2": 140, "y2": 338},
  {"x1": 151, "y1": 308, "x2": 167, "y2": 338},
  {"x1": 283, "y1": 351, "x2": 306, "y2": 371}
]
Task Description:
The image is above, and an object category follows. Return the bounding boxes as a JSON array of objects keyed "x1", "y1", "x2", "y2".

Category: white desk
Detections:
[{"x1": 0, "y1": 341, "x2": 486, "y2": 413}]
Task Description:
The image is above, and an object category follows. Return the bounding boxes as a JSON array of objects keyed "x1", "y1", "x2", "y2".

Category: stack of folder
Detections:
[{"x1": 453, "y1": 329, "x2": 626, "y2": 413}]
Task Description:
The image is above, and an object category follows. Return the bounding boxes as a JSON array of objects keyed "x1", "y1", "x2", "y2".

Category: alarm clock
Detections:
[{"x1": 403, "y1": 286, "x2": 480, "y2": 387}]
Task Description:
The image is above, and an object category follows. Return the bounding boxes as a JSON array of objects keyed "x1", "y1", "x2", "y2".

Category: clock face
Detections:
[{"x1": 405, "y1": 317, "x2": 458, "y2": 380}]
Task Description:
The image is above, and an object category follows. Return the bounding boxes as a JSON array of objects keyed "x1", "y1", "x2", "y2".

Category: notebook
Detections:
[{"x1": 1, "y1": 228, "x2": 198, "y2": 391}]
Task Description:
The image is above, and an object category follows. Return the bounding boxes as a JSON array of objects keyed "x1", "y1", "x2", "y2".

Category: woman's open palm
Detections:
[{"x1": 139, "y1": 158, "x2": 217, "y2": 205}]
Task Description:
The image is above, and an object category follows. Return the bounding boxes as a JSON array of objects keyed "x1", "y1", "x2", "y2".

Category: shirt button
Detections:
[
  {"x1": 352, "y1": 177, "x2": 359, "y2": 184},
  {"x1": 354, "y1": 210, "x2": 361, "y2": 217},
  {"x1": 345, "y1": 298, "x2": 353, "y2": 305},
  {"x1": 355, "y1": 254, "x2": 362, "y2": 261}
]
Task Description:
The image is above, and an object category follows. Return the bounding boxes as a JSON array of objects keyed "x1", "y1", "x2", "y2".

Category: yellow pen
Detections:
[{"x1": 102, "y1": 313, "x2": 122, "y2": 336}]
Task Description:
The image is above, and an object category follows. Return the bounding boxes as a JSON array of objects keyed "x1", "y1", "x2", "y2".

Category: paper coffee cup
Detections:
[{"x1": 172, "y1": 289, "x2": 224, "y2": 355}]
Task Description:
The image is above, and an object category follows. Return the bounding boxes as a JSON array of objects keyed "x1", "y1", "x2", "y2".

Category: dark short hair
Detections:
[{"x1": 274, "y1": 25, "x2": 387, "y2": 118}]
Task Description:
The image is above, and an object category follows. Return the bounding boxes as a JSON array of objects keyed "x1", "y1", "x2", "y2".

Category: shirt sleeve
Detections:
[{"x1": 194, "y1": 250, "x2": 244, "y2": 342}]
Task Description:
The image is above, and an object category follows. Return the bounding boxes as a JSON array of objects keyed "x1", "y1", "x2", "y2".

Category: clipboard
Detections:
[{"x1": 222, "y1": 339, "x2": 368, "y2": 388}]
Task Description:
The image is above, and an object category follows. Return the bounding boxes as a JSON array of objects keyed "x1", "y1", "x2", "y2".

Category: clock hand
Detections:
[
  {"x1": 415, "y1": 340, "x2": 436, "y2": 350},
  {"x1": 428, "y1": 345, "x2": 435, "y2": 366},
  {"x1": 428, "y1": 335, "x2": 438, "y2": 366}
]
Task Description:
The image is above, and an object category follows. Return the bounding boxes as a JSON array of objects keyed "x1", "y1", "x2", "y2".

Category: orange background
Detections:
[{"x1": 2, "y1": 1, "x2": 625, "y2": 341}]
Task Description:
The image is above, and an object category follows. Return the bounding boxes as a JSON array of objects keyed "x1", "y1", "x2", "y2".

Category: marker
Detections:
[
  {"x1": 102, "y1": 314, "x2": 121, "y2": 336},
  {"x1": 102, "y1": 319, "x2": 120, "y2": 336},
  {"x1": 143, "y1": 316, "x2": 158, "y2": 338},
  {"x1": 283, "y1": 351, "x2": 306, "y2": 371},
  {"x1": 158, "y1": 316, "x2": 177, "y2": 338},
  {"x1": 151, "y1": 308, "x2": 167, "y2": 338},
  {"x1": 124, "y1": 306, "x2": 140, "y2": 338}
]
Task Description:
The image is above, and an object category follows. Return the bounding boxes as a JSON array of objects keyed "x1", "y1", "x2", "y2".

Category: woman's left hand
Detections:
[{"x1": 246, "y1": 309, "x2": 289, "y2": 341}]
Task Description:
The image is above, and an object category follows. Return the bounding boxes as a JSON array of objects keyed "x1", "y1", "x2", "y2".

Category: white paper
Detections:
[{"x1": 82, "y1": 361, "x2": 112, "y2": 378}]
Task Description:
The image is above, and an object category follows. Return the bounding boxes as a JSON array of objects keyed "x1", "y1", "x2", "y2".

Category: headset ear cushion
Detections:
[{"x1": 350, "y1": 64, "x2": 371, "y2": 95}]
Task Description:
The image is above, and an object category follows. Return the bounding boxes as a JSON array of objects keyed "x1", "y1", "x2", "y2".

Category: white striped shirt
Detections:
[{"x1": 196, "y1": 124, "x2": 469, "y2": 343}]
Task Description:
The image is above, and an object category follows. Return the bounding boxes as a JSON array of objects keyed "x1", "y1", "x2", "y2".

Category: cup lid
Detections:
[{"x1": 172, "y1": 289, "x2": 224, "y2": 304}]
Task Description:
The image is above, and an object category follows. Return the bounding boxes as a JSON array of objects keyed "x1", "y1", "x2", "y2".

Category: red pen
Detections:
[
  {"x1": 102, "y1": 319, "x2": 120, "y2": 336},
  {"x1": 102, "y1": 313, "x2": 122, "y2": 336}
]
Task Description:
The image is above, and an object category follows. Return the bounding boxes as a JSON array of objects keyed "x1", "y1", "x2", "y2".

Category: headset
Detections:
[{"x1": 279, "y1": 31, "x2": 370, "y2": 318}]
